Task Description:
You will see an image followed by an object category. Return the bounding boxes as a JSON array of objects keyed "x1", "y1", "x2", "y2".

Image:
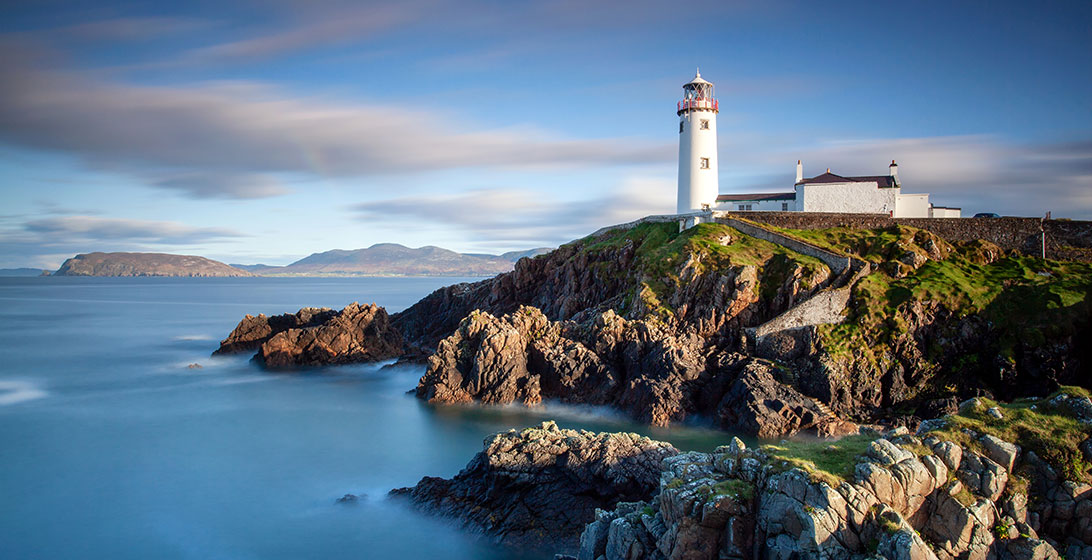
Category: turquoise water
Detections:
[{"x1": 0, "y1": 277, "x2": 737, "y2": 559}]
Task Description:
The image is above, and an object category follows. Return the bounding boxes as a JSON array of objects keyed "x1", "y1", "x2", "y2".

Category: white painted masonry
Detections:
[
  {"x1": 676, "y1": 70, "x2": 719, "y2": 214},
  {"x1": 797, "y1": 180, "x2": 897, "y2": 215}
]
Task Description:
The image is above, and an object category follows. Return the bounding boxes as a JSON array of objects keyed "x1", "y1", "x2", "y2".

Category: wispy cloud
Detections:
[
  {"x1": 0, "y1": 215, "x2": 247, "y2": 268},
  {"x1": 24, "y1": 216, "x2": 245, "y2": 244},
  {"x1": 719, "y1": 134, "x2": 1092, "y2": 218},
  {"x1": 152, "y1": 172, "x2": 289, "y2": 199},
  {"x1": 0, "y1": 51, "x2": 672, "y2": 200},
  {"x1": 353, "y1": 176, "x2": 675, "y2": 248}
]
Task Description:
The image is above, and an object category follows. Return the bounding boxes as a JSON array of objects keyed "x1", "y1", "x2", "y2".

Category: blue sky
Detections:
[{"x1": 1, "y1": 0, "x2": 1089, "y2": 268}]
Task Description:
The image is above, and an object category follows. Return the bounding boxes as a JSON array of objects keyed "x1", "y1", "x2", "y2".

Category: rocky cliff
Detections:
[
  {"x1": 391, "y1": 421, "x2": 679, "y2": 551},
  {"x1": 390, "y1": 388, "x2": 1092, "y2": 559},
  {"x1": 577, "y1": 389, "x2": 1092, "y2": 560},
  {"x1": 53, "y1": 252, "x2": 253, "y2": 277},
  {"x1": 217, "y1": 219, "x2": 1092, "y2": 436}
]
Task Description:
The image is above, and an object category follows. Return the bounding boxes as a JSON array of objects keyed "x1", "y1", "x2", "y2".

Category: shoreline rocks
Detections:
[
  {"x1": 578, "y1": 430, "x2": 1081, "y2": 560},
  {"x1": 390, "y1": 421, "x2": 678, "y2": 552}
]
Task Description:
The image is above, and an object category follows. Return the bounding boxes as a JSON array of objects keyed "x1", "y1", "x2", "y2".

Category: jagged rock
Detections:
[
  {"x1": 996, "y1": 537, "x2": 1062, "y2": 560},
  {"x1": 391, "y1": 422, "x2": 678, "y2": 552},
  {"x1": 335, "y1": 493, "x2": 358, "y2": 504},
  {"x1": 256, "y1": 303, "x2": 403, "y2": 368},
  {"x1": 1049, "y1": 394, "x2": 1092, "y2": 425},
  {"x1": 980, "y1": 434, "x2": 1020, "y2": 473},
  {"x1": 933, "y1": 440, "x2": 963, "y2": 471},
  {"x1": 987, "y1": 406, "x2": 1005, "y2": 420},
  {"x1": 714, "y1": 361, "x2": 826, "y2": 438},
  {"x1": 214, "y1": 306, "x2": 338, "y2": 354}
]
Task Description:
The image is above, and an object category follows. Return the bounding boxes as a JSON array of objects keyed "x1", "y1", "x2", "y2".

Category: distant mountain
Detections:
[
  {"x1": 0, "y1": 268, "x2": 49, "y2": 277},
  {"x1": 53, "y1": 252, "x2": 253, "y2": 277},
  {"x1": 241, "y1": 244, "x2": 555, "y2": 276}
]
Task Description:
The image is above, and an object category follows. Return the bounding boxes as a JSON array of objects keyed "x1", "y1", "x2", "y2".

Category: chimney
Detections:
[
  {"x1": 889, "y1": 160, "x2": 899, "y2": 186},
  {"x1": 795, "y1": 160, "x2": 803, "y2": 183}
]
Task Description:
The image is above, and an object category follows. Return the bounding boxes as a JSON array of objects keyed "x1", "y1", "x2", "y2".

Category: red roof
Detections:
[
  {"x1": 797, "y1": 172, "x2": 898, "y2": 188},
  {"x1": 716, "y1": 192, "x2": 796, "y2": 202}
]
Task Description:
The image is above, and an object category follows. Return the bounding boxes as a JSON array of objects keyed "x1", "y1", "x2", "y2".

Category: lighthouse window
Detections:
[
  {"x1": 700, "y1": 119, "x2": 709, "y2": 130},
  {"x1": 700, "y1": 157, "x2": 709, "y2": 169},
  {"x1": 679, "y1": 121, "x2": 684, "y2": 133},
  {"x1": 782, "y1": 202, "x2": 789, "y2": 211}
]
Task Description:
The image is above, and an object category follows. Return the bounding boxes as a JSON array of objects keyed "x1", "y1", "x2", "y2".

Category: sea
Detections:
[{"x1": 0, "y1": 277, "x2": 738, "y2": 560}]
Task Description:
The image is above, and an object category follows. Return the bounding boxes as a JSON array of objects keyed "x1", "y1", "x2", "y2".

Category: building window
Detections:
[
  {"x1": 782, "y1": 202, "x2": 789, "y2": 211},
  {"x1": 700, "y1": 157, "x2": 709, "y2": 169},
  {"x1": 738, "y1": 204, "x2": 752, "y2": 211},
  {"x1": 679, "y1": 121, "x2": 684, "y2": 133},
  {"x1": 700, "y1": 119, "x2": 709, "y2": 130}
]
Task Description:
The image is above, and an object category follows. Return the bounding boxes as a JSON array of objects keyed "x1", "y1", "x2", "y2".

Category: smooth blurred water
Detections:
[{"x1": 0, "y1": 277, "x2": 738, "y2": 560}]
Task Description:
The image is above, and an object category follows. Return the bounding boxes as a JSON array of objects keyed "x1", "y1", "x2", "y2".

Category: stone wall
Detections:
[
  {"x1": 713, "y1": 214, "x2": 856, "y2": 274},
  {"x1": 723, "y1": 212, "x2": 1092, "y2": 261}
]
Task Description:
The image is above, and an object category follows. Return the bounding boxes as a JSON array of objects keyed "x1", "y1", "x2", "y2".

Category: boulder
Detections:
[
  {"x1": 391, "y1": 421, "x2": 678, "y2": 552},
  {"x1": 214, "y1": 306, "x2": 338, "y2": 354},
  {"x1": 714, "y1": 361, "x2": 827, "y2": 438},
  {"x1": 256, "y1": 303, "x2": 403, "y2": 368}
]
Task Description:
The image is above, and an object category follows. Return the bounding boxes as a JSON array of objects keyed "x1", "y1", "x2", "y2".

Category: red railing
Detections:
[{"x1": 677, "y1": 98, "x2": 718, "y2": 112}]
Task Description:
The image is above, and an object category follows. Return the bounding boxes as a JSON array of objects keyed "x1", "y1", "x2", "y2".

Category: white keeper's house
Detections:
[{"x1": 674, "y1": 70, "x2": 961, "y2": 219}]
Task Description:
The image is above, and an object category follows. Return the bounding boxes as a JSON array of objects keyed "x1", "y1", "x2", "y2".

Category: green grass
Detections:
[
  {"x1": 711, "y1": 479, "x2": 755, "y2": 501},
  {"x1": 761, "y1": 433, "x2": 877, "y2": 486},
  {"x1": 815, "y1": 231, "x2": 1092, "y2": 392},
  {"x1": 924, "y1": 387, "x2": 1092, "y2": 482},
  {"x1": 575, "y1": 221, "x2": 830, "y2": 319}
]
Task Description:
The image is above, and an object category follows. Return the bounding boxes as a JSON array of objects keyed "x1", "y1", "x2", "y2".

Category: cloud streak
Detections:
[
  {"x1": 0, "y1": 49, "x2": 672, "y2": 200},
  {"x1": 0, "y1": 215, "x2": 247, "y2": 268},
  {"x1": 353, "y1": 176, "x2": 676, "y2": 248},
  {"x1": 720, "y1": 134, "x2": 1092, "y2": 218},
  {"x1": 24, "y1": 216, "x2": 245, "y2": 244}
]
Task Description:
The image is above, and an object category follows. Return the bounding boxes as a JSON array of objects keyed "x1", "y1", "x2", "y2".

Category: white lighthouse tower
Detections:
[{"x1": 676, "y1": 69, "x2": 719, "y2": 214}]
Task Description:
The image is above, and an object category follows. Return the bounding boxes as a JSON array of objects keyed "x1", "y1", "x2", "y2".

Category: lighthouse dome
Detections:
[{"x1": 686, "y1": 69, "x2": 713, "y2": 86}]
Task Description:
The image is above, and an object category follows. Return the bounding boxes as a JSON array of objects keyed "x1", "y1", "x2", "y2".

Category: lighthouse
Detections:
[{"x1": 676, "y1": 69, "x2": 719, "y2": 214}]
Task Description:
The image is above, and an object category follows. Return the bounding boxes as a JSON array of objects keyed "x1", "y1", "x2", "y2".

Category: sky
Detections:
[{"x1": 0, "y1": 0, "x2": 1089, "y2": 269}]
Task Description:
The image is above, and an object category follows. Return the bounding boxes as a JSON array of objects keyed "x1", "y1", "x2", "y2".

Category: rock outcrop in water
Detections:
[
  {"x1": 215, "y1": 303, "x2": 402, "y2": 368},
  {"x1": 391, "y1": 421, "x2": 678, "y2": 551},
  {"x1": 215, "y1": 307, "x2": 339, "y2": 355}
]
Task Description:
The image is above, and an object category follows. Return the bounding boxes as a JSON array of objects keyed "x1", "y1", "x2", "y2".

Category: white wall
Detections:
[
  {"x1": 800, "y1": 182, "x2": 897, "y2": 214},
  {"x1": 677, "y1": 110, "x2": 719, "y2": 213},
  {"x1": 929, "y1": 207, "x2": 962, "y2": 218},
  {"x1": 895, "y1": 193, "x2": 931, "y2": 218}
]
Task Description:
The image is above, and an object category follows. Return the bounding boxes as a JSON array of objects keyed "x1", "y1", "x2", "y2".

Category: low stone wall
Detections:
[
  {"x1": 751, "y1": 287, "x2": 852, "y2": 340},
  {"x1": 713, "y1": 214, "x2": 856, "y2": 274},
  {"x1": 724, "y1": 212, "x2": 1092, "y2": 261},
  {"x1": 587, "y1": 214, "x2": 684, "y2": 238}
]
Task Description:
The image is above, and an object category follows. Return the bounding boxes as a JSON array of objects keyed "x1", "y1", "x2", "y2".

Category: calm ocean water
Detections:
[{"x1": 0, "y1": 277, "x2": 737, "y2": 560}]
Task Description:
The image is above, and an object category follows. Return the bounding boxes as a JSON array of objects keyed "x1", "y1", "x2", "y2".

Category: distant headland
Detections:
[{"x1": 41, "y1": 244, "x2": 553, "y2": 277}]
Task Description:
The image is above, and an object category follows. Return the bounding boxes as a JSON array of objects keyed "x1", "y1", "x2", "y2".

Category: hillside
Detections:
[
  {"x1": 219, "y1": 218, "x2": 1092, "y2": 436},
  {"x1": 240, "y1": 243, "x2": 552, "y2": 276},
  {"x1": 53, "y1": 252, "x2": 253, "y2": 277}
]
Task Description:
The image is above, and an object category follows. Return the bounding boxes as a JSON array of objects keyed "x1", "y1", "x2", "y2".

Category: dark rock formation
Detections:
[
  {"x1": 53, "y1": 252, "x2": 253, "y2": 277},
  {"x1": 215, "y1": 307, "x2": 338, "y2": 355},
  {"x1": 391, "y1": 421, "x2": 678, "y2": 552},
  {"x1": 256, "y1": 303, "x2": 403, "y2": 368},
  {"x1": 713, "y1": 361, "x2": 829, "y2": 438},
  {"x1": 414, "y1": 305, "x2": 848, "y2": 436}
]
